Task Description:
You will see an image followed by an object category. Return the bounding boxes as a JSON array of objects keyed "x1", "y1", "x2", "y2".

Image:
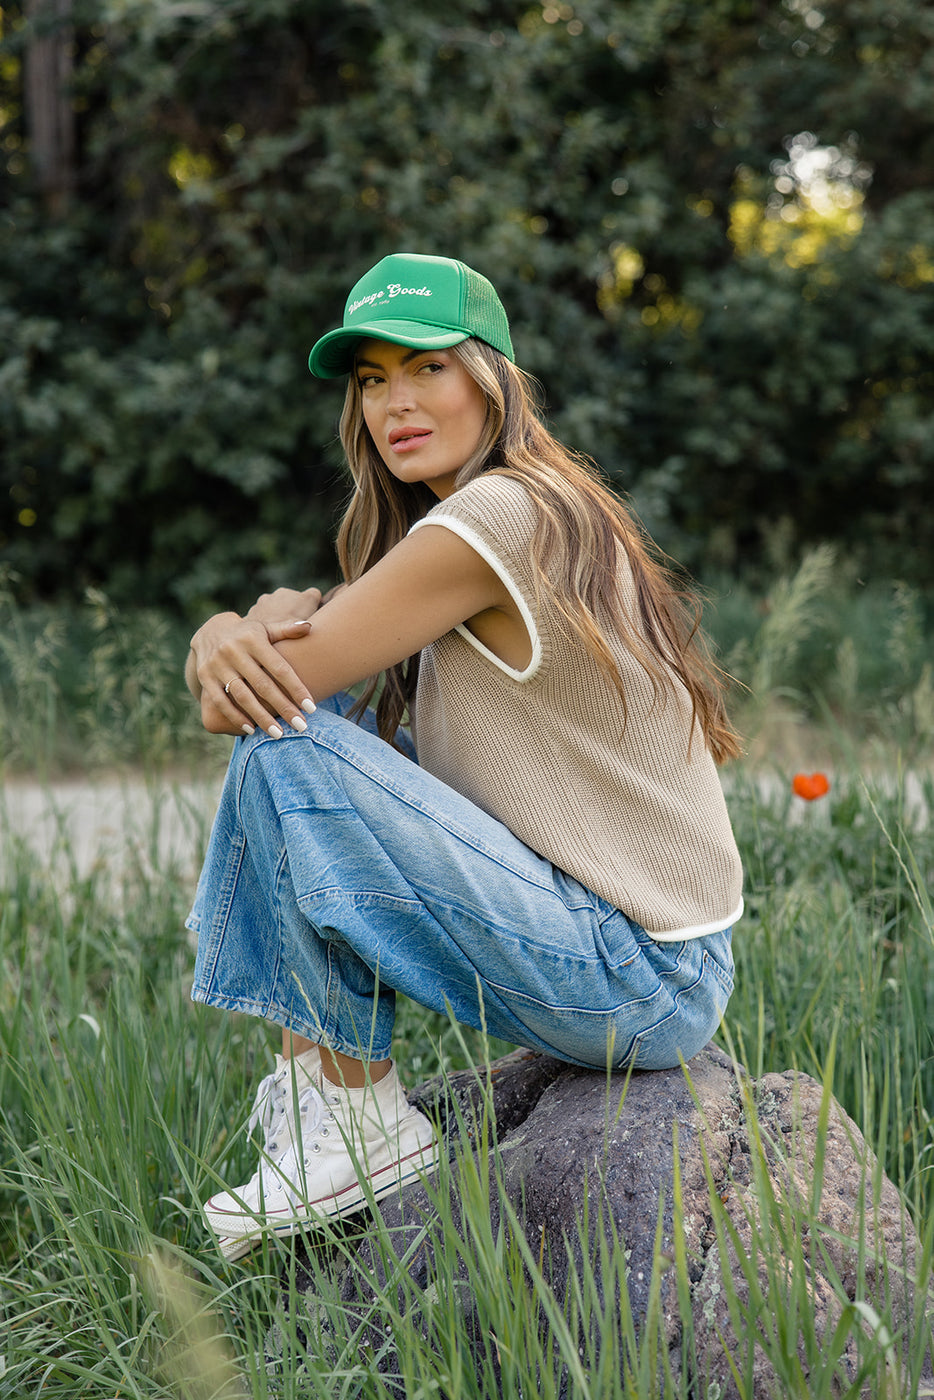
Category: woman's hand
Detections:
[
  {"x1": 245, "y1": 586, "x2": 325, "y2": 626},
  {"x1": 186, "y1": 607, "x2": 319, "y2": 738}
]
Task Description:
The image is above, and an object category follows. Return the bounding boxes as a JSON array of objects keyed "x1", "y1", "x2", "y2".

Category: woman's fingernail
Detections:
[
  {"x1": 290, "y1": 715, "x2": 307, "y2": 733},
  {"x1": 268, "y1": 724, "x2": 284, "y2": 740},
  {"x1": 302, "y1": 698, "x2": 317, "y2": 714},
  {"x1": 242, "y1": 723, "x2": 255, "y2": 735}
]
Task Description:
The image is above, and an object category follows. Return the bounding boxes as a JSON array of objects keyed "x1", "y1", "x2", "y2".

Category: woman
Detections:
[{"x1": 185, "y1": 251, "x2": 743, "y2": 1261}]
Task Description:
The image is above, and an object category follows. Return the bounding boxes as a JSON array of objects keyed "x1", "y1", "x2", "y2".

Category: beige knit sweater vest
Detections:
[{"x1": 409, "y1": 474, "x2": 743, "y2": 941}]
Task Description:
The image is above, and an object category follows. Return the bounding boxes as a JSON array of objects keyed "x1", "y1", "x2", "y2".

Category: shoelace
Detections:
[
  {"x1": 261, "y1": 1083, "x2": 340, "y2": 1208},
  {"x1": 246, "y1": 1069, "x2": 291, "y2": 1154}
]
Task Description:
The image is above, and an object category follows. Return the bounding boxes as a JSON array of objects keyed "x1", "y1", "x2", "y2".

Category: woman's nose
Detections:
[{"x1": 386, "y1": 373, "x2": 415, "y2": 414}]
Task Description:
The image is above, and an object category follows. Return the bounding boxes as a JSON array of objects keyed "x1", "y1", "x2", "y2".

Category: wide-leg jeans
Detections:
[{"x1": 187, "y1": 698, "x2": 735, "y2": 1070}]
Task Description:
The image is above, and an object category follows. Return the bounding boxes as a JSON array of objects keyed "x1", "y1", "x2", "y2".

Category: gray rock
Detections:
[{"x1": 269, "y1": 1046, "x2": 933, "y2": 1397}]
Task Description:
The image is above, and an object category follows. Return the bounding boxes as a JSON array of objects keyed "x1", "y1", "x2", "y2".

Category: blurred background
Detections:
[{"x1": 1, "y1": 0, "x2": 932, "y2": 769}]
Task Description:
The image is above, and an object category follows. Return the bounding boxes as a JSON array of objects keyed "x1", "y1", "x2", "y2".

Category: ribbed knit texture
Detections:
[{"x1": 410, "y1": 474, "x2": 743, "y2": 940}]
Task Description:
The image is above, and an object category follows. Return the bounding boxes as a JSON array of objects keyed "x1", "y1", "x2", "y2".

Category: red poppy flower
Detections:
[{"x1": 792, "y1": 772, "x2": 830, "y2": 801}]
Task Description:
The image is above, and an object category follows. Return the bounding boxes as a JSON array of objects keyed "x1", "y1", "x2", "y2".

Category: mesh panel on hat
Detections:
[{"x1": 462, "y1": 267, "x2": 514, "y2": 360}]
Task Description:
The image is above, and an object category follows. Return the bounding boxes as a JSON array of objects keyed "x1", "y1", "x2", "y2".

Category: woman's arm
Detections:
[{"x1": 192, "y1": 525, "x2": 512, "y2": 737}]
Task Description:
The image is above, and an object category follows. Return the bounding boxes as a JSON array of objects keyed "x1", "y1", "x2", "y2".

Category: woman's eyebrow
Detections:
[{"x1": 355, "y1": 349, "x2": 430, "y2": 371}]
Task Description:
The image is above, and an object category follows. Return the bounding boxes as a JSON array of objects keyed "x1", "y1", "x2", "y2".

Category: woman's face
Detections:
[{"x1": 355, "y1": 339, "x2": 488, "y2": 500}]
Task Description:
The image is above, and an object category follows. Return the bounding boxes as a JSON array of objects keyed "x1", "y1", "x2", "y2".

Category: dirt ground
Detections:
[{"x1": 0, "y1": 772, "x2": 224, "y2": 891}]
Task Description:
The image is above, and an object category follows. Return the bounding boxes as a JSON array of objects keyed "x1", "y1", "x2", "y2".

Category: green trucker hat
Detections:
[{"x1": 308, "y1": 252, "x2": 514, "y2": 378}]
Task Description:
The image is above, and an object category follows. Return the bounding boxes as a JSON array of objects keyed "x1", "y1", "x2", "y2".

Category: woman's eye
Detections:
[{"x1": 357, "y1": 374, "x2": 381, "y2": 390}]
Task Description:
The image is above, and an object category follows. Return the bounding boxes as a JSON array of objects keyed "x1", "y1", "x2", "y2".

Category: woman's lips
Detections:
[{"x1": 388, "y1": 427, "x2": 432, "y2": 453}]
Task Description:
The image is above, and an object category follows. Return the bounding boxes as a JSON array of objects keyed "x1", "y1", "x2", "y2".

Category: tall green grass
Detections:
[
  {"x1": 708, "y1": 548, "x2": 934, "y2": 766},
  {"x1": 1, "y1": 766, "x2": 932, "y2": 1396},
  {"x1": 1, "y1": 552, "x2": 932, "y2": 776},
  {"x1": 0, "y1": 570, "x2": 216, "y2": 779},
  {"x1": 1, "y1": 555, "x2": 932, "y2": 1395},
  {"x1": 726, "y1": 769, "x2": 934, "y2": 1212}
]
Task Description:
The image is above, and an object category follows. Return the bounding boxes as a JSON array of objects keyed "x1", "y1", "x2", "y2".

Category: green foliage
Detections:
[
  {"x1": 725, "y1": 769, "x2": 934, "y2": 1255},
  {"x1": 707, "y1": 550, "x2": 934, "y2": 761},
  {"x1": 1, "y1": 0, "x2": 933, "y2": 614},
  {"x1": 0, "y1": 568, "x2": 216, "y2": 776}
]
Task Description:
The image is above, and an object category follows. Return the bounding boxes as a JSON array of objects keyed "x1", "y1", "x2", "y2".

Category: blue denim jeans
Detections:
[{"x1": 187, "y1": 697, "x2": 734, "y2": 1071}]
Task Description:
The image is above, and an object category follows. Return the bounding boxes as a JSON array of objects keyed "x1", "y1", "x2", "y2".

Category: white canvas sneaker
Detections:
[
  {"x1": 205, "y1": 1062, "x2": 439, "y2": 1262},
  {"x1": 210, "y1": 1048, "x2": 322, "y2": 1261}
]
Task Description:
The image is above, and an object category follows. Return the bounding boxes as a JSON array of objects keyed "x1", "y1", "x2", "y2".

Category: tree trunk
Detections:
[{"x1": 24, "y1": 0, "x2": 75, "y2": 216}]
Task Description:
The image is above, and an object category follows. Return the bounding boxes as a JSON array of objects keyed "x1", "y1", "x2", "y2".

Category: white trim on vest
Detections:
[
  {"x1": 409, "y1": 516, "x2": 543, "y2": 682},
  {"x1": 646, "y1": 896, "x2": 745, "y2": 943}
]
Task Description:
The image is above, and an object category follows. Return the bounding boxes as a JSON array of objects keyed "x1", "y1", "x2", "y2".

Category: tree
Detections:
[
  {"x1": 23, "y1": 0, "x2": 73, "y2": 213},
  {"x1": 1, "y1": 0, "x2": 932, "y2": 612}
]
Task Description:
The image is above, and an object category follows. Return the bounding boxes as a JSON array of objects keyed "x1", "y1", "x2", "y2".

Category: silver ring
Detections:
[{"x1": 224, "y1": 678, "x2": 236, "y2": 695}]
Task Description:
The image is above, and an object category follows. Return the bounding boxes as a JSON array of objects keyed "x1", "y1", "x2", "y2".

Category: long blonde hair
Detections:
[{"x1": 336, "y1": 338, "x2": 741, "y2": 763}]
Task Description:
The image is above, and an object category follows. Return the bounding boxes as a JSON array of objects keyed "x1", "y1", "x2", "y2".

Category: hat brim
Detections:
[{"x1": 308, "y1": 321, "x2": 470, "y2": 378}]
